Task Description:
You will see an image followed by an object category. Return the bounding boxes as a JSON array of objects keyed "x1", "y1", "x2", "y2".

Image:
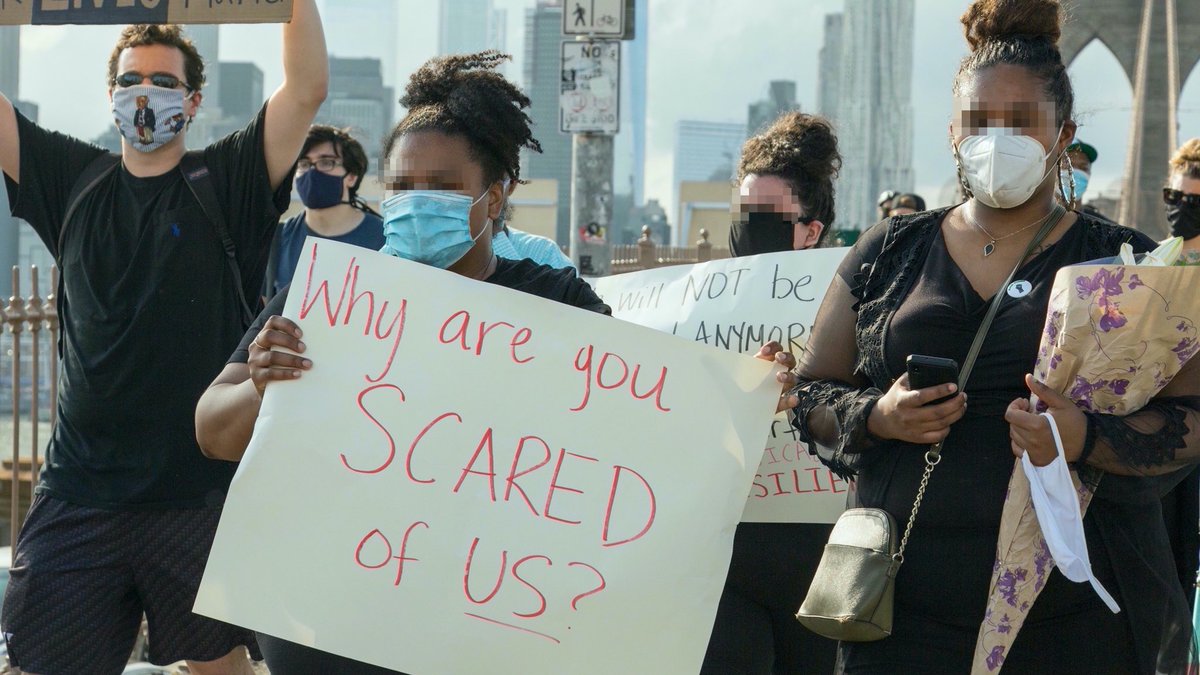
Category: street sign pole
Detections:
[
  {"x1": 562, "y1": 36, "x2": 621, "y2": 276},
  {"x1": 561, "y1": 0, "x2": 627, "y2": 277}
]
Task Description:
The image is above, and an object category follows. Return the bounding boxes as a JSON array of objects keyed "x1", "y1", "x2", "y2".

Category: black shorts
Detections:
[{"x1": 2, "y1": 494, "x2": 260, "y2": 674}]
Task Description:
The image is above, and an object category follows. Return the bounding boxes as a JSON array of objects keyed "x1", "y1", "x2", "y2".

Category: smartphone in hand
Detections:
[{"x1": 906, "y1": 355, "x2": 960, "y2": 406}]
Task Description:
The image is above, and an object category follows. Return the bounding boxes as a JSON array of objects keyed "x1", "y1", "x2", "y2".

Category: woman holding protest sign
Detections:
[
  {"x1": 196, "y1": 50, "x2": 802, "y2": 673},
  {"x1": 702, "y1": 110, "x2": 841, "y2": 674},
  {"x1": 789, "y1": 0, "x2": 1200, "y2": 672},
  {"x1": 195, "y1": 49, "x2": 609, "y2": 674}
]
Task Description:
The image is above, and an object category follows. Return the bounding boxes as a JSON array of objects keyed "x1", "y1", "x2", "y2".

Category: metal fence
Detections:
[
  {"x1": 1, "y1": 266, "x2": 56, "y2": 552},
  {"x1": 610, "y1": 226, "x2": 730, "y2": 274}
]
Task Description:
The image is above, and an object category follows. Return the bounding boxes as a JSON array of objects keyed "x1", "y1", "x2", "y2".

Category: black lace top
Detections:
[{"x1": 791, "y1": 206, "x2": 1200, "y2": 671}]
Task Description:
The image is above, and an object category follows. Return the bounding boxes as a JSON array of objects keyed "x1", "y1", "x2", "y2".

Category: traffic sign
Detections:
[
  {"x1": 562, "y1": 0, "x2": 625, "y2": 37},
  {"x1": 560, "y1": 40, "x2": 621, "y2": 134}
]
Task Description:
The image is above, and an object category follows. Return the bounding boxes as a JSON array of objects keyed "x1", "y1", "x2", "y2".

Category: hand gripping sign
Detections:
[{"x1": 195, "y1": 239, "x2": 780, "y2": 675}]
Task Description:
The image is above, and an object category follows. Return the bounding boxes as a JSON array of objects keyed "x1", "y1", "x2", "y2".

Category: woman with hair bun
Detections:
[
  {"x1": 790, "y1": 0, "x2": 1200, "y2": 672},
  {"x1": 702, "y1": 110, "x2": 841, "y2": 674},
  {"x1": 195, "y1": 51, "x2": 613, "y2": 674},
  {"x1": 727, "y1": 111, "x2": 841, "y2": 256}
]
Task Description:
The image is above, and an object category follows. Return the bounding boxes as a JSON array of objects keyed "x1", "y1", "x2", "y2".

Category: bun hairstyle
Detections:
[
  {"x1": 384, "y1": 51, "x2": 542, "y2": 185},
  {"x1": 736, "y1": 111, "x2": 842, "y2": 238},
  {"x1": 953, "y1": 0, "x2": 1074, "y2": 126},
  {"x1": 1170, "y1": 139, "x2": 1200, "y2": 180}
]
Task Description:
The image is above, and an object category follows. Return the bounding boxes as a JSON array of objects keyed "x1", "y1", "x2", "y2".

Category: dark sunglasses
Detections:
[
  {"x1": 1163, "y1": 188, "x2": 1200, "y2": 207},
  {"x1": 114, "y1": 71, "x2": 188, "y2": 90}
]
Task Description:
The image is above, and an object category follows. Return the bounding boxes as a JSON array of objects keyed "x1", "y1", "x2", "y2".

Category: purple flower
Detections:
[
  {"x1": 1099, "y1": 269, "x2": 1126, "y2": 296},
  {"x1": 987, "y1": 646, "x2": 1007, "y2": 671},
  {"x1": 1050, "y1": 354, "x2": 1063, "y2": 370},
  {"x1": 1020, "y1": 601, "x2": 1030, "y2": 612},
  {"x1": 1109, "y1": 379, "x2": 1129, "y2": 395},
  {"x1": 1098, "y1": 304, "x2": 1127, "y2": 332},
  {"x1": 1173, "y1": 338, "x2": 1200, "y2": 364},
  {"x1": 1179, "y1": 321, "x2": 1189, "y2": 332},
  {"x1": 1075, "y1": 275, "x2": 1099, "y2": 298},
  {"x1": 1034, "y1": 542, "x2": 1053, "y2": 592},
  {"x1": 997, "y1": 568, "x2": 1027, "y2": 606},
  {"x1": 1129, "y1": 274, "x2": 1143, "y2": 289}
]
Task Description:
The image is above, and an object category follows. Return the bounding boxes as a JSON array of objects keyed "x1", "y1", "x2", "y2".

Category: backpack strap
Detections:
[
  {"x1": 60, "y1": 153, "x2": 120, "y2": 259},
  {"x1": 178, "y1": 150, "x2": 256, "y2": 327}
]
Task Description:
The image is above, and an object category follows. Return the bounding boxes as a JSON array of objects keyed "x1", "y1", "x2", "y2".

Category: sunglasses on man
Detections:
[
  {"x1": 1163, "y1": 188, "x2": 1200, "y2": 207},
  {"x1": 113, "y1": 71, "x2": 190, "y2": 91}
]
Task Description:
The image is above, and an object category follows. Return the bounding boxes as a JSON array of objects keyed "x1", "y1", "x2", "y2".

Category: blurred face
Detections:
[
  {"x1": 734, "y1": 173, "x2": 822, "y2": 250},
  {"x1": 952, "y1": 63, "x2": 1075, "y2": 205},
  {"x1": 889, "y1": 206, "x2": 917, "y2": 217},
  {"x1": 383, "y1": 131, "x2": 506, "y2": 273}
]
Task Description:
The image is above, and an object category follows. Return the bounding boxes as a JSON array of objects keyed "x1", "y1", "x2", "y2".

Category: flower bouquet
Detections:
[{"x1": 973, "y1": 237, "x2": 1200, "y2": 673}]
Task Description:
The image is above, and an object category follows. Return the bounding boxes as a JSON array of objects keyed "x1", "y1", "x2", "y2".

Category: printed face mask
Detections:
[
  {"x1": 955, "y1": 125, "x2": 1064, "y2": 209},
  {"x1": 381, "y1": 190, "x2": 489, "y2": 269},
  {"x1": 111, "y1": 84, "x2": 188, "y2": 153}
]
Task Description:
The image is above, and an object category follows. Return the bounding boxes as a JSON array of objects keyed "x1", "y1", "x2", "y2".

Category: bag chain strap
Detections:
[{"x1": 891, "y1": 205, "x2": 1067, "y2": 565}]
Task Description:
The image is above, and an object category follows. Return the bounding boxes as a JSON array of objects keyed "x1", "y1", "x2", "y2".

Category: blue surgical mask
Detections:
[
  {"x1": 1071, "y1": 170, "x2": 1090, "y2": 200},
  {"x1": 380, "y1": 190, "x2": 489, "y2": 269}
]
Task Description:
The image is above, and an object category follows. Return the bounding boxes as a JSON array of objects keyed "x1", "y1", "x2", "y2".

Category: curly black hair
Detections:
[
  {"x1": 953, "y1": 0, "x2": 1074, "y2": 126},
  {"x1": 736, "y1": 111, "x2": 842, "y2": 241},
  {"x1": 384, "y1": 51, "x2": 542, "y2": 186}
]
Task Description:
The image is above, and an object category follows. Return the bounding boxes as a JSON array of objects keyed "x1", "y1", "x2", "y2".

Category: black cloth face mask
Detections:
[
  {"x1": 1168, "y1": 203, "x2": 1200, "y2": 241},
  {"x1": 729, "y1": 210, "x2": 795, "y2": 257}
]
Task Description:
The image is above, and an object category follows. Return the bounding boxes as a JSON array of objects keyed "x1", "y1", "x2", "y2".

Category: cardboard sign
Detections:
[
  {"x1": 195, "y1": 240, "x2": 781, "y2": 674},
  {"x1": 0, "y1": 0, "x2": 293, "y2": 26},
  {"x1": 592, "y1": 249, "x2": 852, "y2": 523}
]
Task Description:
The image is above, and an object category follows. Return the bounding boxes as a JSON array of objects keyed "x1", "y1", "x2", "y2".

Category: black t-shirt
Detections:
[
  {"x1": 229, "y1": 257, "x2": 611, "y2": 364},
  {"x1": 3, "y1": 105, "x2": 292, "y2": 509}
]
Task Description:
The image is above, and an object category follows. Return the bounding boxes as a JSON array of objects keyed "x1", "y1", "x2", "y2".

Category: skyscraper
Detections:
[
  {"x1": 0, "y1": 26, "x2": 20, "y2": 296},
  {"x1": 612, "y1": 0, "x2": 648, "y2": 240},
  {"x1": 317, "y1": 58, "x2": 394, "y2": 170},
  {"x1": 817, "y1": 13, "x2": 843, "y2": 124},
  {"x1": 523, "y1": 0, "x2": 572, "y2": 244},
  {"x1": 219, "y1": 62, "x2": 264, "y2": 128},
  {"x1": 440, "y1": 0, "x2": 507, "y2": 57},
  {"x1": 318, "y1": 0, "x2": 400, "y2": 119},
  {"x1": 747, "y1": 80, "x2": 798, "y2": 135},
  {"x1": 829, "y1": 0, "x2": 915, "y2": 229},
  {"x1": 184, "y1": 25, "x2": 225, "y2": 146}
]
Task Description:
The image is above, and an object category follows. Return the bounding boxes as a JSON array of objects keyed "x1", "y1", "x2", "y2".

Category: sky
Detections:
[{"x1": 11, "y1": 0, "x2": 1200, "y2": 219}]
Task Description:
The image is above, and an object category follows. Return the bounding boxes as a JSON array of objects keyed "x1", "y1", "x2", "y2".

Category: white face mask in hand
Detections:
[
  {"x1": 955, "y1": 125, "x2": 1065, "y2": 209},
  {"x1": 1021, "y1": 412, "x2": 1120, "y2": 613}
]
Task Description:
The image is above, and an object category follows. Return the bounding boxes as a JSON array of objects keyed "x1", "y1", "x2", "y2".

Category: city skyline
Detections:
[{"x1": 5, "y1": 0, "x2": 1200, "y2": 237}]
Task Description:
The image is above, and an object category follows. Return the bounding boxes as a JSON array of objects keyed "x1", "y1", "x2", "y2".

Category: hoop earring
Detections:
[
  {"x1": 953, "y1": 151, "x2": 973, "y2": 201},
  {"x1": 1059, "y1": 153, "x2": 1077, "y2": 209}
]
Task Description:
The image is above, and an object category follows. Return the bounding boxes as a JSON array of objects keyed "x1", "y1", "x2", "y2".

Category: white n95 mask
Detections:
[{"x1": 955, "y1": 126, "x2": 1064, "y2": 209}]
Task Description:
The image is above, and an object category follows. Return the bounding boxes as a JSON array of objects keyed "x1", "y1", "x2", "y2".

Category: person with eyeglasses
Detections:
[
  {"x1": 267, "y1": 125, "x2": 384, "y2": 298},
  {"x1": 0, "y1": 8, "x2": 328, "y2": 675},
  {"x1": 1167, "y1": 139, "x2": 1200, "y2": 265}
]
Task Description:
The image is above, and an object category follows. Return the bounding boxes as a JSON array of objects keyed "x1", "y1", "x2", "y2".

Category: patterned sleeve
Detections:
[{"x1": 788, "y1": 221, "x2": 893, "y2": 479}]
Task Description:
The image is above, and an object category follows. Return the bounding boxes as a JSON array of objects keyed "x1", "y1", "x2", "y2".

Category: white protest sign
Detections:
[
  {"x1": 592, "y1": 249, "x2": 852, "y2": 523},
  {"x1": 195, "y1": 240, "x2": 780, "y2": 675}
]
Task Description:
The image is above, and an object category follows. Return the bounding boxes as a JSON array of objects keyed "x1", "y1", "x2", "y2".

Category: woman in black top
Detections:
[
  {"x1": 790, "y1": 1, "x2": 1200, "y2": 673},
  {"x1": 704, "y1": 111, "x2": 841, "y2": 674},
  {"x1": 195, "y1": 51, "x2": 610, "y2": 675}
]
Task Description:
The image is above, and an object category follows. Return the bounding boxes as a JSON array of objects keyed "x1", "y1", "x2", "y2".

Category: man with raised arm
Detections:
[{"x1": 0, "y1": 4, "x2": 327, "y2": 673}]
